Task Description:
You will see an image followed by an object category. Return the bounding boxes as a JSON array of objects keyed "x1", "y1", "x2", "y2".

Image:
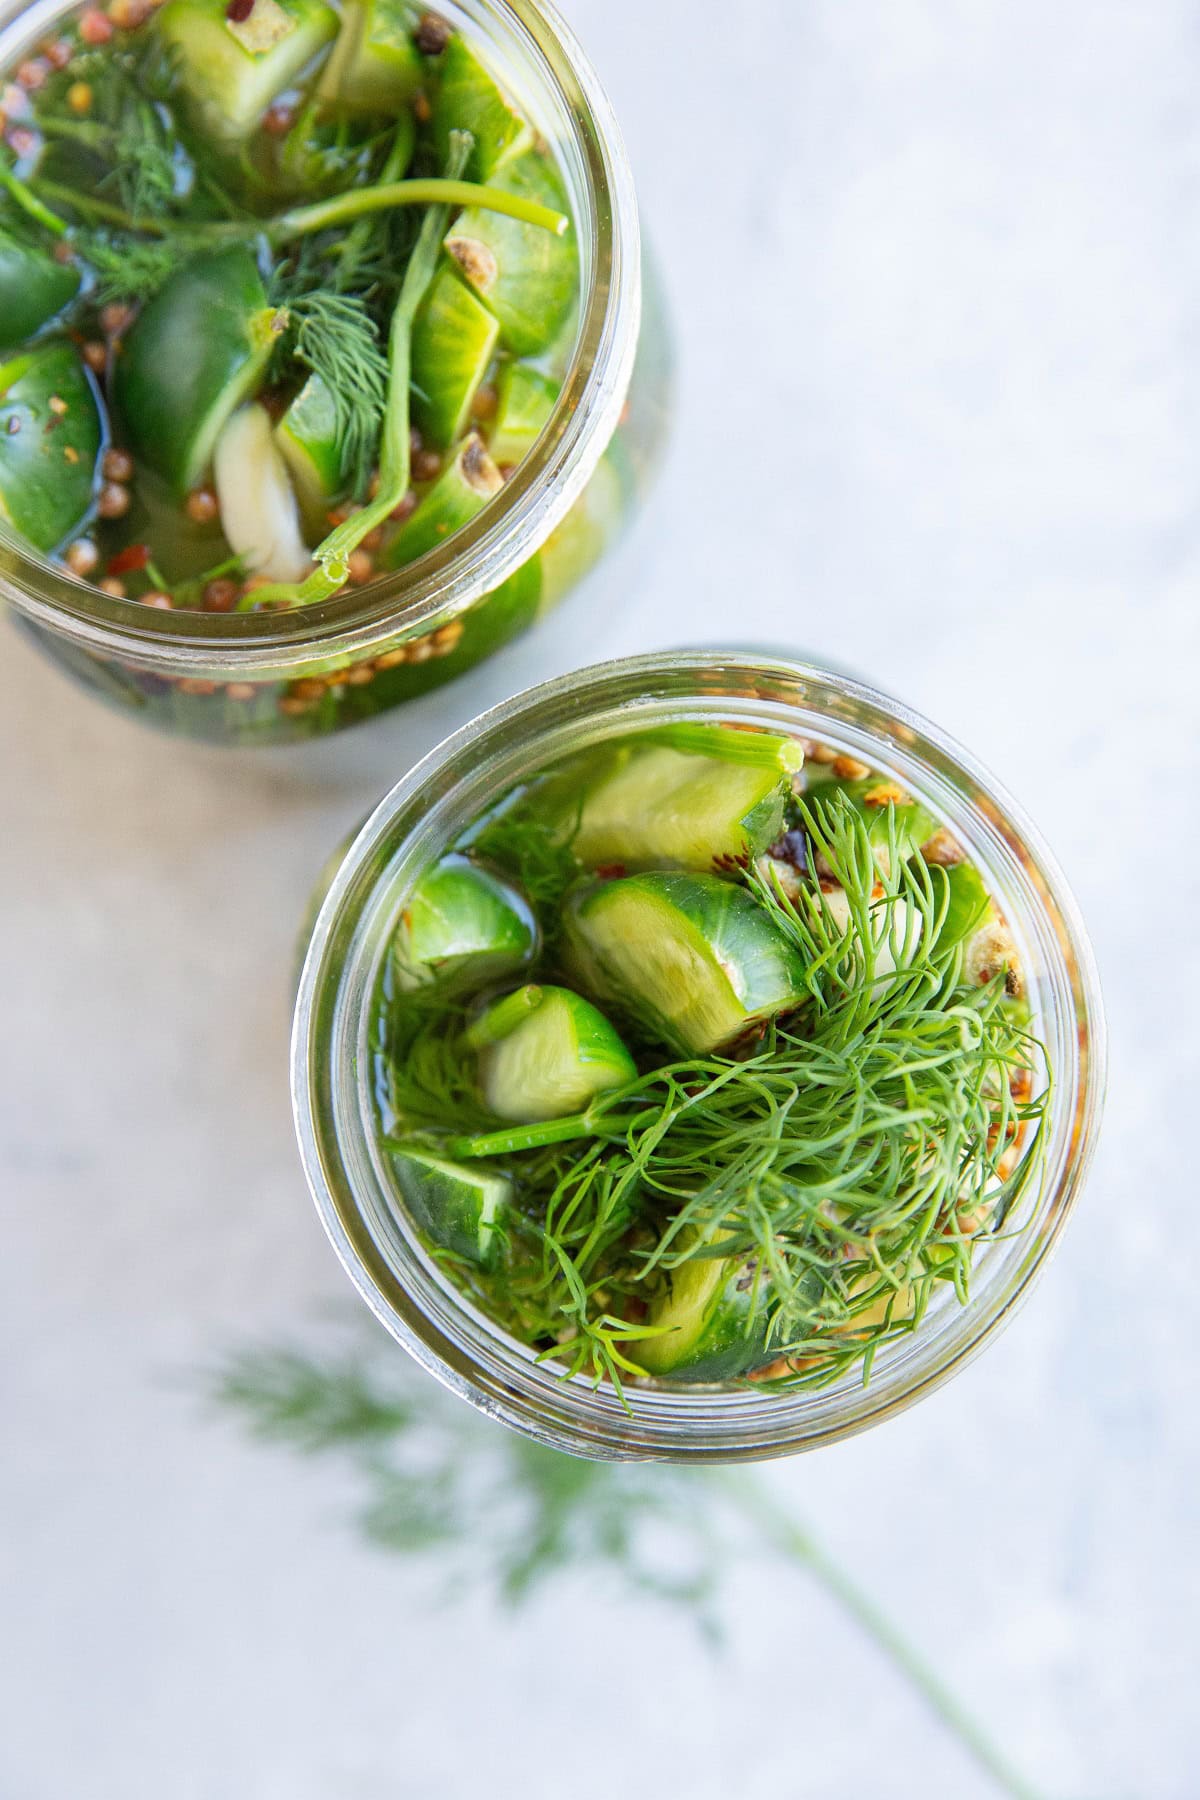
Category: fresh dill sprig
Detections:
[
  {"x1": 73, "y1": 230, "x2": 181, "y2": 307},
  {"x1": 205, "y1": 1319, "x2": 1051, "y2": 1799},
  {"x1": 37, "y1": 45, "x2": 181, "y2": 221},
  {"x1": 268, "y1": 289, "x2": 389, "y2": 497},
  {"x1": 383, "y1": 796, "x2": 1048, "y2": 1395}
]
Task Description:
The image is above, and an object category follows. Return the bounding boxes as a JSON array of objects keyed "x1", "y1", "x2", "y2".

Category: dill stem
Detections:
[
  {"x1": 643, "y1": 723, "x2": 804, "y2": 774},
  {"x1": 726, "y1": 1474, "x2": 1047, "y2": 1800},
  {"x1": 463, "y1": 986, "x2": 544, "y2": 1051},
  {"x1": 0, "y1": 158, "x2": 68, "y2": 236},
  {"x1": 237, "y1": 134, "x2": 472, "y2": 610},
  {"x1": 31, "y1": 175, "x2": 568, "y2": 242},
  {"x1": 276, "y1": 179, "x2": 569, "y2": 242},
  {"x1": 447, "y1": 1113, "x2": 600, "y2": 1158}
]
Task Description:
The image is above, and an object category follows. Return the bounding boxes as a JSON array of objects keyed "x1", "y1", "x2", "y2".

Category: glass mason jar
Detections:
[
  {"x1": 0, "y1": 0, "x2": 666, "y2": 744},
  {"x1": 292, "y1": 651, "x2": 1107, "y2": 1463}
]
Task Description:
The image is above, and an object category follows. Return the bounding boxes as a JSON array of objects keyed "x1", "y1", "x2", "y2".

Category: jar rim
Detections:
[
  {"x1": 292, "y1": 651, "x2": 1108, "y2": 1463},
  {"x1": 0, "y1": 0, "x2": 641, "y2": 675}
]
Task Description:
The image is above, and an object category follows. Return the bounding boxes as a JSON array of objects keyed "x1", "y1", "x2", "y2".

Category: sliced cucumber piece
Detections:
[
  {"x1": 275, "y1": 372, "x2": 347, "y2": 532},
  {"x1": 930, "y1": 861, "x2": 989, "y2": 955},
  {"x1": 431, "y1": 33, "x2": 533, "y2": 180},
  {"x1": 316, "y1": 0, "x2": 420, "y2": 114},
  {"x1": 410, "y1": 263, "x2": 500, "y2": 449},
  {"x1": 0, "y1": 342, "x2": 101, "y2": 552},
  {"x1": 444, "y1": 150, "x2": 575, "y2": 356},
  {"x1": 393, "y1": 853, "x2": 538, "y2": 993},
  {"x1": 534, "y1": 445, "x2": 624, "y2": 614},
  {"x1": 0, "y1": 228, "x2": 80, "y2": 351},
  {"x1": 472, "y1": 983, "x2": 636, "y2": 1123},
  {"x1": 487, "y1": 362, "x2": 557, "y2": 466},
  {"x1": 565, "y1": 872, "x2": 808, "y2": 1056},
  {"x1": 567, "y1": 737, "x2": 793, "y2": 872},
  {"x1": 637, "y1": 1234, "x2": 769, "y2": 1382},
  {"x1": 157, "y1": 0, "x2": 338, "y2": 139},
  {"x1": 387, "y1": 1142, "x2": 509, "y2": 1266},
  {"x1": 384, "y1": 432, "x2": 502, "y2": 566},
  {"x1": 213, "y1": 402, "x2": 312, "y2": 581},
  {"x1": 117, "y1": 248, "x2": 278, "y2": 496}
]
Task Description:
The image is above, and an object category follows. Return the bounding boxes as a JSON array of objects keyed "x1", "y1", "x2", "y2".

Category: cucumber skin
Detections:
[
  {"x1": 477, "y1": 984, "x2": 636, "y2": 1123},
  {"x1": 488, "y1": 362, "x2": 558, "y2": 466},
  {"x1": 431, "y1": 33, "x2": 533, "y2": 181},
  {"x1": 383, "y1": 433, "x2": 502, "y2": 567},
  {"x1": 116, "y1": 249, "x2": 276, "y2": 495},
  {"x1": 410, "y1": 263, "x2": 500, "y2": 449},
  {"x1": 637, "y1": 1245, "x2": 769, "y2": 1382},
  {"x1": 0, "y1": 342, "x2": 102, "y2": 552},
  {"x1": 565, "y1": 872, "x2": 808, "y2": 1056},
  {"x1": 394, "y1": 853, "x2": 538, "y2": 993},
  {"x1": 275, "y1": 372, "x2": 346, "y2": 528},
  {"x1": 444, "y1": 152, "x2": 576, "y2": 357},
  {"x1": 0, "y1": 230, "x2": 80, "y2": 351},
  {"x1": 568, "y1": 741, "x2": 790, "y2": 873},
  {"x1": 318, "y1": 0, "x2": 420, "y2": 114},
  {"x1": 158, "y1": 0, "x2": 339, "y2": 139},
  {"x1": 388, "y1": 1144, "x2": 509, "y2": 1267}
]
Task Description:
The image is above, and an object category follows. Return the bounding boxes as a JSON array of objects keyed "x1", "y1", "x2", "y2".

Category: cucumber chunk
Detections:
[
  {"x1": 274, "y1": 372, "x2": 347, "y2": 531},
  {"x1": 117, "y1": 248, "x2": 278, "y2": 495},
  {"x1": 568, "y1": 738, "x2": 793, "y2": 873},
  {"x1": 410, "y1": 263, "x2": 500, "y2": 449},
  {"x1": 444, "y1": 151, "x2": 575, "y2": 356},
  {"x1": 472, "y1": 983, "x2": 636, "y2": 1123},
  {"x1": 393, "y1": 853, "x2": 538, "y2": 993},
  {"x1": 431, "y1": 33, "x2": 532, "y2": 180},
  {"x1": 384, "y1": 432, "x2": 502, "y2": 566},
  {"x1": 0, "y1": 228, "x2": 80, "y2": 351},
  {"x1": 930, "y1": 861, "x2": 989, "y2": 955},
  {"x1": 0, "y1": 342, "x2": 102, "y2": 552},
  {"x1": 565, "y1": 872, "x2": 808, "y2": 1056},
  {"x1": 387, "y1": 1143, "x2": 509, "y2": 1266},
  {"x1": 637, "y1": 1235, "x2": 769, "y2": 1382},
  {"x1": 157, "y1": 0, "x2": 339, "y2": 140},
  {"x1": 487, "y1": 362, "x2": 557, "y2": 466},
  {"x1": 316, "y1": 0, "x2": 420, "y2": 113}
]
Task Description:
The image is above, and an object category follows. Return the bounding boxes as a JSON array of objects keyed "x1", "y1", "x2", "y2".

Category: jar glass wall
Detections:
[
  {"x1": 0, "y1": 0, "x2": 667, "y2": 743},
  {"x1": 292, "y1": 651, "x2": 1106, "y2": 1464}
]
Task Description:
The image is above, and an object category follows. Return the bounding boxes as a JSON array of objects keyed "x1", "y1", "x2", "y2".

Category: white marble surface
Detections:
[{"x1": 3, "y1": 1, "x2": 1198, "y2": 1794}]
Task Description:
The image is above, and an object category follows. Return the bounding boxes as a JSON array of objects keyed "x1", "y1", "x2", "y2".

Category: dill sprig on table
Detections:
[{"x1": 383, "y1": 794, "x2": 1048, "y2": 1396}]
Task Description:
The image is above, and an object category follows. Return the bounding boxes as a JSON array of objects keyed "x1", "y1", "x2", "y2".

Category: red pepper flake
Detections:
[
  {"x1": 226, "y1": 0, "x2": 254, "y2": 20},
  {"x1": 107, "y1": 542, "x2": 151, "y2": 576},
  {"x1": 595, "y1": 863, "x2": 627, "y2": 880}
]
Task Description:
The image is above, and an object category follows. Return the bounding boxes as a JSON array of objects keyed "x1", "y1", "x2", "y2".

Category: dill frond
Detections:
[{"x1": 268, "y1": 288, "x2": 389, "y2": 497}]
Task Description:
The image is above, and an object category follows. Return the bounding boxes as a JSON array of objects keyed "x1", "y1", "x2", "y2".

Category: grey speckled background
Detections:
[{"x1": 3, "y1": 1, "x2": 1198, "y2": 1795}]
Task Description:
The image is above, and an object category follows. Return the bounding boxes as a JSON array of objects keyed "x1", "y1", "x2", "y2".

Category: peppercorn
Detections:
[
  {"x1": 78, "y1": 8, "x2": 113, "y2": 41},
  {"x1": 390, "y1": 491, "x2": 417, "y2": 524},
  {"x1": 102, "y1": 447, "x2": 134, "y2": 484},
  {"x1": 16, "y1": 59, "x2": 50, "y2": 91},
  {"x1": 185, "y1": 486, "x2": 219, "y2": 525},
  {"x1": 81, "y1": 341, "x2": 107, "y2": 374},
  {"x1": 470, "y1": 384, "x2": 498, "y2": 423},
  {"x1": 141, "y1": 591, "x2": 174, "y2": 610},
  {"x1": 412, "y1": 448, "x2": 442, "y2": 484},
  {"x1": 226, "y1": 682, "x2": 257, "y2": 701},
  {"x1": 45, "y1": 38, "x2": 73, "y2": 69},
  {"x1": 98, "y1": 576, "x2": 126, "y2": 597},
  {"x1": 99, "y1": 301, "x2": 134, "y2": 337},
  {"x1": 64, "y1": 539, "x2": 99, "y2": 578},
  {"x1": 96, "y1": 481, "x2": 131, "y2": 519},
  {"x1": 346, "y1": 549, "x2": 374, "y2": 585},
  {"x1": 202, "y1": 577, "x2": 239, "y2": 612},
  {"x1": 414, "y1": 10, "x2": 452, "y2": 54},
  {"x1": 7, "y1": 126, "x2": 38, "y2": 160},
  {"x1": 262, "y1": 101, "x2": 294, "y2": 136},
  {"x1": 67, "y1": 81, "x2": 92, "y2": 113}
]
